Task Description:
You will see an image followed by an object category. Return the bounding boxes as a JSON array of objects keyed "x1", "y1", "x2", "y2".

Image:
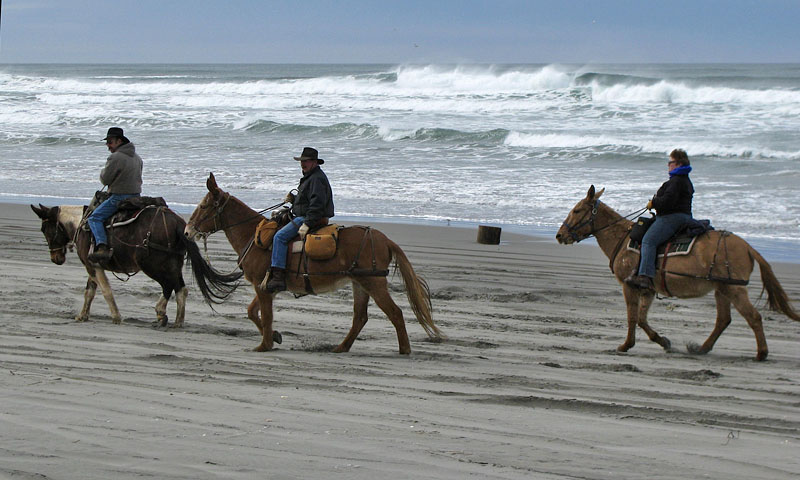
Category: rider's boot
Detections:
[
  {"x1": 88, "y1": 243, "x2": 113, "y2": 263},
  {"x1": 264, "y1": 267, "x2": 287, "y2": 293}
]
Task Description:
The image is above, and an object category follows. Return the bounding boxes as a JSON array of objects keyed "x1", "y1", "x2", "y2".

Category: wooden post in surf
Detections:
[{"x1": 477, "y1": 225, "x2": 502, "y2": 245}]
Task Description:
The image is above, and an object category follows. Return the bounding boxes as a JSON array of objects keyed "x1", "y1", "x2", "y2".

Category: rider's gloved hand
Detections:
[
  {"x1": 284, "y1": 191, "x2": 295, "y2": 204},
  {"x1": 298, "y1": 223, "x2": 309, "y2": 239},
  {"x1": 646, "y1": 199, "x2": 653, "y2": 210}
]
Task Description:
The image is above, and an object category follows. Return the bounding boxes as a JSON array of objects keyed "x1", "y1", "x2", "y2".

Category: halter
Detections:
[
  {"x1": 561, "y1": 201, "x2": 647, "y2": 243},
  {"x1": 561, "y1": 200, "x2": 600, "y2": 243}
]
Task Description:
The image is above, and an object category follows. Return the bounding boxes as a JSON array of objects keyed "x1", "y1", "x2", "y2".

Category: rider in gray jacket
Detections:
[{"x1": 87, "y1": 127, "x2": 143, "y2": 263}]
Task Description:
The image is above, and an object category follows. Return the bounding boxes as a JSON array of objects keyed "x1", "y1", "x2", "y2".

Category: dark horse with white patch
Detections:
[{"x1": 31, "y1": 203, "x2": 242, "y2": 326}]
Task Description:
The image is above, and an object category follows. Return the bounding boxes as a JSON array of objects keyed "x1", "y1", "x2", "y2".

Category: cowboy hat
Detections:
[
  {"x1": 293, "y1": 147, "x2": 324, "y2": 164},
  {"x1": 102, "y1": 127, "x2": 129, "y2": 143}
]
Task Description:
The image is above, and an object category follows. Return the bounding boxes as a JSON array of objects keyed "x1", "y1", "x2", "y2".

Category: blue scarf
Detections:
[{"x1": 669, "y1": 165, "x2": 692, "y2": 177}]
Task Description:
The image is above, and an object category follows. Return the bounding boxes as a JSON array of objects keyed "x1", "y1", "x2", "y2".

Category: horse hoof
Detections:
[
  {"x1": 756, "y1": 351, "x2": 768, "y2": 361},
  {"x1": 112, "y1": 317, "x2": 122, "y2": 325},
  {"x1": 253, "y1": 343, "x2": 272, "y2": 352},
  {"x1": 75, "y1": 316, "x2": 89, "y2": 322},
  {"x1": 272, "y1": 330, "x2": 282, "y2": 345},
  {"x1": 686, "y1": 342, "x2": 706, "y2": 355},
  {"x1": 616, "y1": 344, "x2": 632, "y2": 352},
  {"x1": 661, "y1": 337, "x2": 672, "y2": 351}
]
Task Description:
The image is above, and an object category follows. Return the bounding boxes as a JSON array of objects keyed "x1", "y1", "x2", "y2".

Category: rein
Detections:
[
  {"x1": 189, "y1": 193, "x2": 286, "y2": 238},
  {"x1": 562, "y1": 201, "x2": 647, "y2": 243},
  {"x1": 190, "y1": 194, "x2": 287, "y2": 274}
]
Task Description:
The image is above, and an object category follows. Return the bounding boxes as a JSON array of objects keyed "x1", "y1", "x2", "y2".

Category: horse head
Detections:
[
  {"x1": 185, "y1": 172, "x2": 227, "y2": 240},
  {"x1": 31, "y1": 204, "x2": 70, "y2": 265},
  {"x1": 556, "y1": 185, "x2": 605, "y2": 244}
]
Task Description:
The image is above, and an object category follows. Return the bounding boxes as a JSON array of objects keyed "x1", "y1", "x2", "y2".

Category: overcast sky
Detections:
[{"x1": 1, "y1": 0, "x2": 798, "y2": 64}]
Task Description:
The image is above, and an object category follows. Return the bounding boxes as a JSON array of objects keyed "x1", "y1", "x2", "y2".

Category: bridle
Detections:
[
  {"x1": 42, "y1": 217, "x2": 72, "y2": 255},
  {"x1": 187, "y1": 192, "x2": 287, "y2": 238},
  {"x1": 561, "y1": 201, "x2": 647, "y2": 243},
  {"x1": 186, "y1": 192, "x2": 233, "y2": 238}
]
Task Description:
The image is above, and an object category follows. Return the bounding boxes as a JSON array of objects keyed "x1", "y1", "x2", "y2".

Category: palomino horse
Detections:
[
  {"x1": 31, "y1": 203, "x2": 241, "y2": 326},
  {"x1": 556, "y1": 186, "x2": 799, "y2": 361},
  {"x1": 184, "y1": 173, "x2": 442, "y2": 354}
]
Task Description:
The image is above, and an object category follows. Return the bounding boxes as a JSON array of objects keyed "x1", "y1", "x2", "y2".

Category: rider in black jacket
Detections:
[
  {"x1": 263, "y1": 147, "x2": 335, "y2": 293},
  {"x1": 625, "y1": 149, "x2": 694, "y2": 290}
]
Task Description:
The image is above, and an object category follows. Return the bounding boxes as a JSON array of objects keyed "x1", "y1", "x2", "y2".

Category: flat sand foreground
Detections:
[{"x1": 1, "y1": 201, "x2": 799, "y2": 480}]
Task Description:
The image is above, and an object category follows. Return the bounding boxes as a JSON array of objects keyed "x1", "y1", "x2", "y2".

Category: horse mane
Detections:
[{"x1": 57, "y1": 205, "x2": 84, "y2": 236}]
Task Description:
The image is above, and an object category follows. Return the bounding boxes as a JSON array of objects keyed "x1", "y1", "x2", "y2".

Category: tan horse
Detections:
[
  {"x1": 184, "y1": 173, "x2": 442, "y2": 354},
  {"x1": 556, "y1": 185, "x2": 799, "y2": 361}
]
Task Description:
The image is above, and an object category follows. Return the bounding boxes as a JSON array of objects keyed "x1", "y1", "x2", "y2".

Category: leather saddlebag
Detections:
[
  {"x1": 630, "y1": 215, "x2": 656, "y2": 243},
  {"x1": 304, "y1": 225, "x2": 339, "y2": 260},
  {"x1": 254, "y1": 219, "x2": 279, "y2": 249}
]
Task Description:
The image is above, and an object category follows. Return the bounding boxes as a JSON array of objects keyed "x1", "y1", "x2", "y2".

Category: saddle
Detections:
[
  {"x1": 253, "y1": 213, "x2": 337, "y2": 261},
  {"x1": 627, "y1": 218, "x2": 714, "y2": 258},
  {"x1": 82, "y1": 195, "x2": 169, "y2": 230}
]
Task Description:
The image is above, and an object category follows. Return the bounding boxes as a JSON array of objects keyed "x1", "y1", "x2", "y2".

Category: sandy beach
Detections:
[{"x1": 1, "y1": 201, "x2": 799, "y2": 480}]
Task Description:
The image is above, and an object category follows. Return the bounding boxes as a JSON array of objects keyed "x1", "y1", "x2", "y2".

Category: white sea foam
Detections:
[{"x1": 1, "y1": 63, "x2": 798, "y2": 255}]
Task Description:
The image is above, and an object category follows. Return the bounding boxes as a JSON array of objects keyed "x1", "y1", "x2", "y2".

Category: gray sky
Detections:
[{"x1": 1, "y1": 0, "x2": 798, "y2": 63}]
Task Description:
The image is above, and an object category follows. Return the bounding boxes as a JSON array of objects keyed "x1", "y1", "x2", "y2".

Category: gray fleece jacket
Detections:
[{"x1": 100, "y1": 142, "x2": 143, "y2": 194}]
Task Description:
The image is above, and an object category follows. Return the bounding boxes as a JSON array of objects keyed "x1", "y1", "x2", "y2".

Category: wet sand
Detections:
[{"x1": 1, "y1": 201, "x2": 799, "y2": 479}]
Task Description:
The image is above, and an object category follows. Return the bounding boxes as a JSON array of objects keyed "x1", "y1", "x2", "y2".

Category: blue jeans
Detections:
[
  {"x1": 271, "y1": 216, "x2": 305, "y2": 270},
  {"x1": 638, "y1": 212, "x2": 691, "y2": 278},
  {"x1": 88, "y1": 193, "x2": 139, "y2": 246}
]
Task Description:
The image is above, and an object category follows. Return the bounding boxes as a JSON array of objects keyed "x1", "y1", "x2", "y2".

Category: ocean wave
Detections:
[
  {"x1": 504, "y1": 131, "x2": 800, "y2": 160},
  {"x1": 5, "y1": 65, "x2": 800, "y2": 119},
  {"x1": 234, "y1": 118, "x2": 511, "y2": 144}
]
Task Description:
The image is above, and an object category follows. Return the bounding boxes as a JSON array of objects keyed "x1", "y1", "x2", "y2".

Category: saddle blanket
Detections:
[{"x1": 627, "y1": 234, "x2": 699, "y2": 258}]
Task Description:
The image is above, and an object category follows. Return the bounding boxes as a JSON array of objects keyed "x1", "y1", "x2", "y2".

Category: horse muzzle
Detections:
[
  {"x1": 555, "y1": 227, "x2": 574, "y2": 245},
  {"x1": 184, "y1": 224, "x2": 197, "y2": 240},
  {"x1": 50, "y1": 251, "x2": 66, "y2": 265}
]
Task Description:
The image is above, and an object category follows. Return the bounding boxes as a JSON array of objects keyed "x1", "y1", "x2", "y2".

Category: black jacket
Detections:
[
  {"x1": 292, "y1": 166, "x2": 334, "y2": 227},
  {"x1": 651, "y1": 174, "x2": 693, "y2": 216}
]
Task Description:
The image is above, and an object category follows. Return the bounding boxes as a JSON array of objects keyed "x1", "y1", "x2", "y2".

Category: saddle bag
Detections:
[
  {"x1": 254, "y1": 219, "x2": 279, "y2": 249},
  {"x1": 629, "y1": 215, "x2": 655, "y2": 243},
  {"x1": 304, "y1": 225, "x2": 339, "y2": 260}
]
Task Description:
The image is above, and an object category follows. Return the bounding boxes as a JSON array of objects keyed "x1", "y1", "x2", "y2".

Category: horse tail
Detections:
[
  {"x1": 748, "y1": 245, "x2": 800, "y2": 321},
  {"x1": 180, "y1": 233, "x2": 243, "y2": 305},
  {"x1": 387, "y1": 239, "x2": 443, "y2": 340}
]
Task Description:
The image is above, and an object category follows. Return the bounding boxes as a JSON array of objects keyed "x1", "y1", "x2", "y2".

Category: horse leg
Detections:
[
  {"x1": 634, "y1": 291, "x2": 672, "y2": 351},
  {"x1": 155, "y1": 294, "x2": 169, "y2": 327},
  {"x1": 247, "y1": 296, "x2": 264, "y2": 335},
  {"x1": 357, "y1": 278, "x2": 410, "y2": 354},
  {"x1": 254, "y1": 287, "x2": 275, "y2": 352},
  {"x1": 333, "y1": 281, "x2": 370, "y2": 353},
  {"x1": 173, "y1": 287, "x2": 188, "y2": 328},
  {"x1": 618, "y1": 285, "x2": 640, "y2": 352},
  {"x1": 94, "y1": 269, "x2": 122, "y2": 324},
  {"x1": 76, "y1": 276, "x2": 98, "y2": 322},
  {"x1": 688, "y1": 288, "x2": 732, "y2": 355},
  {"x1": 726, "y1": 285, "x2": 769, "y2": 361}
]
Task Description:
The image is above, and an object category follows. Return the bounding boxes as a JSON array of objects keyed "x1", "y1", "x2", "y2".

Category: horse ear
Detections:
[
  {"x1": 594, "y1": 187, "x2": 605, "y2": 200},
  {"x1": 586, "y1": 185, "x2": 596, "y2": 200},
  {"x1": 207, "y1": 172, "x2": 218, "y2": 192},
  {"x1": 31, "y1": 204, "x2": 46, "y2": 219}
]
